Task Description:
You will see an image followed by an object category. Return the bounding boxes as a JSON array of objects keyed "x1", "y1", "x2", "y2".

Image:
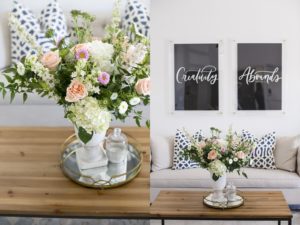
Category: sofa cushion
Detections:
[
  {"x1": 275, "y1": 135, "x2": 300, "y2": 172},
  {"x1": 150, "y1": 167, "x2": 300, "y2": 189},
  {"x1": 172, "y1": 129, "x2": 202, "y2": 170},
  {"x1": 151, "y1": 135, "x2": 173, "y2": 171},
  {"x1": 242, "y1": 130, "x2": 276, "y2": 169}
]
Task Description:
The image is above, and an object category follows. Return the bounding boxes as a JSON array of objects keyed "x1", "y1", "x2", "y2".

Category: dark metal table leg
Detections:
[
  {"x1": 161, "y1": 219, "x2": 165, "y2": 225},
  {"x1": 288, "y1": 218, "x2": 292, "y2": 225},
  {"x1": 278, "y1": 220, "x2": 281, "y2": 225}
]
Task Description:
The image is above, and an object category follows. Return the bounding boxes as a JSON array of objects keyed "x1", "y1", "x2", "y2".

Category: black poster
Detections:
[
  {"x1": 237, "y1": 43, "x2": 282, "y2": 110},
  {"x1": 174, "y1": 44, "x2": 219, "y2": 110}
]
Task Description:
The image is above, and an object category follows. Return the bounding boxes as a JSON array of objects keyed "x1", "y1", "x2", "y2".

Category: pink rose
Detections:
[
  {"x1": 236, "y1": 151, "x2": 246, "y2": 159},
  {"x1": 135, "y1": 77, "x2": 150, "y2": 96},
  {"x1": 207, "y1": 150, "x2": 217, "y2": 160},
  {"x1": 40, "y1": 51, "x2": 61, "y2": 70},
  {"x1": 65, "y1": 79, "x2": 88, "y2": 102}
]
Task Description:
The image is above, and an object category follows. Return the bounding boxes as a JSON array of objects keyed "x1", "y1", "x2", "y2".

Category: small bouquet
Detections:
[
  {"x1": 0, "y1": 2, "x2": 150, "y2": 143},
  {"x1": 183, "y1": 128, "x2": 254, "y2": 181}
]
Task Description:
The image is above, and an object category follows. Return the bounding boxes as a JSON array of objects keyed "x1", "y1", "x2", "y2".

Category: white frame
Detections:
[
  {"x1": 230, "y1": 39, "x2": 287, "y2": 115},
  {"x1": 167, "y1": 39, "x2": 225, "y2": 115}
]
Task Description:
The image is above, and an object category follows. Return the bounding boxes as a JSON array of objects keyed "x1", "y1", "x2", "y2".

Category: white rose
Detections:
[
  {"x1": 129, "y1": 97, "x2": 141, "y2": 106},
  {"x1": 16, "y1": 62, "x2": 25, "y2": 75},
  {"x1": 118, "y1": 101, "x2": 128, "y2": 114},
  {"x1": 110, "y1": 93, "x2": 118, "y2": 100}
]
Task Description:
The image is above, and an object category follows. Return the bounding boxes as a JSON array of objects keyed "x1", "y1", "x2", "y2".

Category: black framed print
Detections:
[
  {"x1": 174, "y1": 43, "x2": 219, "y2": 111},
  {"x1": 237, "y1": 43, "x2": 282, "y2": 110}
]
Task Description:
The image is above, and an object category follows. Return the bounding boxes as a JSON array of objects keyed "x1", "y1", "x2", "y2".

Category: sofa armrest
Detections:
[{"x1": 298, "y1": 148, "x2": 300, "y2": 176}]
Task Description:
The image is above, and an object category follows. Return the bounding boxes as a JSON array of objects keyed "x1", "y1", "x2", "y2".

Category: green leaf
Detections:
[
  {"x1": 146, "y1": 120, "x2": 150, "y2": 129},
  {"x1": 135, "y1": 117, "x2": 141, "y2": 127},
  {"x1": 22, "y1": 93, "x2": 28, "y2": 103},
  {"x1": 212, "y1": 174, "x2": 219, "y2": 181},
  {"x1": 78, "y1": 127, "x2": 93, "y2": 144},
  {"x1": 10, "y1": 91, "x2": 15, "y2": 103},
  {"x1": 242, "y1": 172, "x2": 248, "y2": 179}
]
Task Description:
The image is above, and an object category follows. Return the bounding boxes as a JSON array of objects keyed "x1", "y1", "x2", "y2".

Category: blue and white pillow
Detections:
[
  {"x1": 10, "y1": 0, "x2": 67, "y2": 63},
  {"x1": 122, "y1": 0, "x2": 150, "y2": 38},
  {"x1": 172, "y1": 129, "x2": 203, "y2": 170},
  {"x1": 242, "y1": 130, "x2": 276, "y2": 169}
]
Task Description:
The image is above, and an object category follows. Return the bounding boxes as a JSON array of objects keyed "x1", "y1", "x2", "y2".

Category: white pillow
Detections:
[{"x1": 151, "y1": 135, "x2": 173, "y2": 172}]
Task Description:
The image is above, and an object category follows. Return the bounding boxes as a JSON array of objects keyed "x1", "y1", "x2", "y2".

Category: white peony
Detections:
[
  {"x1": 16, "y1": 62, "x2": 25, "y2": 75},
  {"x1": 118, "y1": 101, "x2": 128, "y2": 114},
  {"x1": 129, "y1": 97, "x2": 141, "y2": 106},
  {"x1": 123, "y1": 43, "x2": 147, "y2": 72},
  {"x1": 87, "y1": 40, "x2": 114, "y2": 72}
]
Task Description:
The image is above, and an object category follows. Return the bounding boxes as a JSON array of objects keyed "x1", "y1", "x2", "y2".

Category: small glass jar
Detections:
[
  {"x1": 225, "y1": 183, "x2": 237, "y2": 201},
  {"x1": 105, "y1": 128, "x2": 128, "y2": 163}
]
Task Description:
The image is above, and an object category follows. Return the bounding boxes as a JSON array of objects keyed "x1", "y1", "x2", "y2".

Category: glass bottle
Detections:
[{"x1": 106, "y1": 128, "x2": 128, "y2": 163}]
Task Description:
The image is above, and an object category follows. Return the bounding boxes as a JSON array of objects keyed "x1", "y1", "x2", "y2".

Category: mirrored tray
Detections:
[
  {"x1": 60, "y1": 134, "x2": 142, "y2": 189},
  {"x1": 203, "y1": 193, "x2": 244, "y2": 209}
]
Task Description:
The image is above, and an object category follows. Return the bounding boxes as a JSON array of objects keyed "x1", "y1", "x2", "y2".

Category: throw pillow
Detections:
[
  {"x1": 274, "y1": 135, "x2": 300, "y2": 172},
  {"x1": 172, "y1": 129, "x2": 203, "y2": 170},
  {"x1": 10, "y1": 0, "x2": 67, "y2": 63},
  {"x1": 297, "y1": 148, "x2": 300, "y2": 176},
  {"x1": 151, "y1": 135, "x2": 173, "y2": 172},
  {"x1": 122, "y1": 0, "x2": 150, "y2": 38},
  {"x1": 242, "y1": 130, "x2": 276, "y2": 169},
  {"x1": 40, "y1": 0, "x2": 68, "y2": 41}
]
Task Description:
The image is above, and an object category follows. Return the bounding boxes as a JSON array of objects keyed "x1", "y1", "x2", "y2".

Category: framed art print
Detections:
[
  {"x1": 237, "y1": 43, "x2": 282, "y2": 111},
  {"x1": 173, "y1": 43, "x2": 219, "y2": 111}
]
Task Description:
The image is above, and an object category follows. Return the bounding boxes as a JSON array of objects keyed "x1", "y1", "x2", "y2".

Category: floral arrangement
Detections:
[
  {"x1": 0, "y1": 2, "x2": 150, "y2": 143},
  {"x1": 183, "y1": 128, "x2": 254, "y2": 181}
]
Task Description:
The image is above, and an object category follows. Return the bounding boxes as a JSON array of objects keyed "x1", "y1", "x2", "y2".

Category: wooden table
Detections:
[
  {"x1": 150, "y1": 191, "x2": 293, "y2": 225},
  {"x1": 0, "y1": 127, "x2": 150, "y2": 219}
]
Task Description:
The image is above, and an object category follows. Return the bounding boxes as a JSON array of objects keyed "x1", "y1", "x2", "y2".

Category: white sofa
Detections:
[{"x1": 150, "y1": 135, "x2": 300, "y2": 207}]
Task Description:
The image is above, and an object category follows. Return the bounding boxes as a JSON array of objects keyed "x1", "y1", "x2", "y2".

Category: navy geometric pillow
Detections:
[
  {"x1": 40, "y1": 0, "x2": 68, "y2": 42},
  {"x1": 242, "y1": 130, "x2": 276, "y2": 170},
  {"x1": 122, "y1": 0, "x2": 150, "y2": 38},
  {"x1": 10, "y1": 0, "x2": 67, "y2": 63},
  {"x1": 172, "y1": 129, "x2": 203, "y2": 170}
]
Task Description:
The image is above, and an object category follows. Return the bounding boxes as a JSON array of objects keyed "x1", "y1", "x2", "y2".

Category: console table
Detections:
[
  {"x1": 150, "y1": 191, "x2": 293, "y2": 225},
  {"x1": 0, "y1": 127, "x2": 150, "y2": 219}
]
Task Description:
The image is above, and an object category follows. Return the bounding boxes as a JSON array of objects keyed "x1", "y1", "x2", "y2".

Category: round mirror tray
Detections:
[
  {"x1": 203, "y1": 193, "x2": 244, "y2": 209},
  {"x1": 60, "y1": 134, "x2": 142, "y2": 189}
]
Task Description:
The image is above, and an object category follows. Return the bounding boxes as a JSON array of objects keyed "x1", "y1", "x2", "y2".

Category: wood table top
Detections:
[
  {"x1": 0, "y1": 127, "x2": 150, "y2": 218},
  {"x1": 150, "y1": 191, "x2": 292, "y2": 220}
]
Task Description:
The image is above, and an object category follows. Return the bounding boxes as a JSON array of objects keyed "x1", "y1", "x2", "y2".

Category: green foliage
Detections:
[{"x1": 78, "y1": 126, "x2": 93, "y2": 144}]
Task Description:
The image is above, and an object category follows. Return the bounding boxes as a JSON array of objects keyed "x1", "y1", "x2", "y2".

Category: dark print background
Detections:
[
  {"x1": 238, "y1": 43, "x2": 282, "y2": 110},
  {"x1": 174, "y1": 44, "x2": 219, "y2": 110}
]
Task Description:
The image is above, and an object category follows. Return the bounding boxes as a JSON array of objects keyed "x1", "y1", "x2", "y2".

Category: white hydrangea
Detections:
[
  {"x1": 67, "y1": 97, "x2": 111, "y2": 134},
  {"x1": 122, "y1": 43, "x2": 147, "y2": 72},
  {"x1": 208, "y1": 160, "x2": 227, "y2": 177},
  {"x1": 87, "y1": 40, "x2": 114, "y2": 73}
]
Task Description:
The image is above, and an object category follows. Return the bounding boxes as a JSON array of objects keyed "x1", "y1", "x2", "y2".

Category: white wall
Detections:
[
  {"x1": 0, "y1": 0, "x2": 149, "y2": 126},
  {"x1": 151, "y1": 0, "x2": 300, "y2": 137}
]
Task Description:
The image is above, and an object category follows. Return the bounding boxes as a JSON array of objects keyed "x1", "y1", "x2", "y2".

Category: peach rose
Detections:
[
  {"x1": 236, "y1": 151, "x2": 246, "y2": 159},
  {"x1": 197, "y1": 140, "x2": 206, "y2": 149},
  {"x1": 135, "y1": 77, "x2": 150, "y2": 96},
  {"x1": 40, "y1": 51, "x2": 61, "y2": 70},
  {"x1": 65, "y1": 79, "x2": 88, "y2": 102},
  {"x1": 74, "y1": 43, "x2": 87, "y2": 52},
  {"x1": 207, "y1": 150, "x2": 217, "y2": 160}
]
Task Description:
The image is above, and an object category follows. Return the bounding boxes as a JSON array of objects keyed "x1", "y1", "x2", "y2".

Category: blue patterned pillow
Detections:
[
  {"x1": 242, "y1": 130, "x2": 276, "y2": 169},
  {"x1": 172, "y1": 129, "x2": 203, "y2": 170},
  {"x1": 10, "y1": 0, "x2": 67, "y2": 63},
  {"x1": 122, "y1": 0, "x2": 150, "y2": 38}
]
